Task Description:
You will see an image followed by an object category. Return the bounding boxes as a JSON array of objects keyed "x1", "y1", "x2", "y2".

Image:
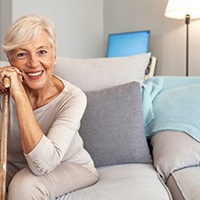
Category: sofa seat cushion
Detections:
[
  {"x1": 58, "y1": 164, "x2": 172, "y2": 200},
  {"x1": 167, "y1": 166, "x2": 200, "y2": 200}
]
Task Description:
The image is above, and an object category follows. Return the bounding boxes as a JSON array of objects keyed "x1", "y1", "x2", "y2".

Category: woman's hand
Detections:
[{"x1": 0, "y1": 66, "x2": 24, "y2": 96}]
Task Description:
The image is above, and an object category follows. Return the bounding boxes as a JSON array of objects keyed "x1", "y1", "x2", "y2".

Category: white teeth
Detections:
[{"x1": 28, "y1": 71, "x2": 42, "y2": 77}]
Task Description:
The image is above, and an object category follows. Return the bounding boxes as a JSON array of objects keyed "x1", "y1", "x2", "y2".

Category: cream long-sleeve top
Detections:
[{"x1": 0, "y1": 77, "x2": 96, "y2": 176}]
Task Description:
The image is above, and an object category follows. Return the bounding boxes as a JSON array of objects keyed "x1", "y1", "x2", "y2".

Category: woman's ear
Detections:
[
  {"x1": 54, "y1": 56, "x2": 56, "y2": 65},
  {"x1": 54, "y1": 52, "x2": 56, "y2": 64}
]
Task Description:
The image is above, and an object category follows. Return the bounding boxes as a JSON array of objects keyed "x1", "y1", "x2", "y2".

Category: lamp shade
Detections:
[{"x1": 165, "y1": 0, "x2": 200, "y2": 19}]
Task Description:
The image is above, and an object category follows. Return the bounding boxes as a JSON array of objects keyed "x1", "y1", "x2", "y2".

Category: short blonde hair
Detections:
[{"x1": 2, "y1": 14, "x2": 56, "y2": 56}]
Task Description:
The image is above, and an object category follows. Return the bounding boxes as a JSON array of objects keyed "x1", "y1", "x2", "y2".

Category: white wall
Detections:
[
  {"x1": 0, "y1": 0, "x2": 104, "y2": 60},
  {"x1": 104, "y1": 0, "x2": 200, "y2": 76},
  {"x1": 1, "y1": 0, "x2": 200, "y2": 76},
  {"x1": 0, "y1": 0, "x2": 12, "y2": 61}
]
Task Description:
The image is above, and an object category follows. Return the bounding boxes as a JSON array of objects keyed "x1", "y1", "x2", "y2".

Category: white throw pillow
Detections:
[{"x1": 54, "y1": 53, "x2": 151, "y2": 91}]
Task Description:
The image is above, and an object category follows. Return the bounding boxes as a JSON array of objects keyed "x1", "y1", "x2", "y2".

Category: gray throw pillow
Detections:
[{"x1": 79, "y1": 81, "x2": 151, "y2": 167}]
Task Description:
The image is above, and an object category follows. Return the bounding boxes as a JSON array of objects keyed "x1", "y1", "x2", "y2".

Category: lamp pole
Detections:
[{"x1": 185, "y1": 14, "x2": 190, "y2": 76}]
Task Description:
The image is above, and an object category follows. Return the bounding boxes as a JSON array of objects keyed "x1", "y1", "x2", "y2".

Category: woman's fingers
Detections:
[
  {"x1": 0, "y1": 69, "x2": 8, "y2": 93},
  {"x1": 0, "y1": 66, "x2": 23, "y2": 93}
]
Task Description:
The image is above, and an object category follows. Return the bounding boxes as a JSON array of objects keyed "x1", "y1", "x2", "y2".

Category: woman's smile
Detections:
[{"x1": 26, "y1": 70, "x2": 44, "y2": 79}]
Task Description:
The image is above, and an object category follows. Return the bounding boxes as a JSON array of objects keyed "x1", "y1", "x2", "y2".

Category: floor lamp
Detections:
[{"x1": 164, "y1": 0, "x2": 200, "y2": 76}]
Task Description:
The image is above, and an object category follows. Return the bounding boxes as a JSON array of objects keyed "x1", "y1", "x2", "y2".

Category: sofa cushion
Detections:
[
  {"x1": 151, "y1": 131, "x2": 200, "y2": 182},
  {"x1": 58, "y1": 164, "x2": 172, "y2": 200},
  {"x1": 0, "y1": 61, "x2": 9, "y2": 67},
  {"x1": 167, "y1": 166, "x2": 200, "y2": 200},
  {"x1": 79, "y1": 81, "x2": 151, "y2": 167},
  {"x1": 54, "y1": 53, "x2": 151, "y2": 91}
]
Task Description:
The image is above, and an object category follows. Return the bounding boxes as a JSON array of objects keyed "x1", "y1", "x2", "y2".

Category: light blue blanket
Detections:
[{"x1": 142, "y1": 76, "x2": 200, "y2": 142}]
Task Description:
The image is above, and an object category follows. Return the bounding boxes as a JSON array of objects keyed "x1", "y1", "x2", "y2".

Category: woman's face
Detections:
[{"x1": 9, "y1": 30, "x2": 56, "y2": 91}]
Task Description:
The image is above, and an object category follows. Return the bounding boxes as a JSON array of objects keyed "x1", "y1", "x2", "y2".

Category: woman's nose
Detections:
[{"x1": 27, "y1": 53, "x2": 39, "y2": 67}]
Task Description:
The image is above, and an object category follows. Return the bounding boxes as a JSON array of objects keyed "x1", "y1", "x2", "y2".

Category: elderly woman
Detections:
[{"x1": 0, "y1": 14, "x2": 98, "y2": 199}]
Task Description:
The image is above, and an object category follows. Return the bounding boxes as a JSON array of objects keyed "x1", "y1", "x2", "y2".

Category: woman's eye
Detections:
[
  {"x1": 17, "y1": 52, "x2": 27, "y2": 59},
  {"x1": 38, "y1": 50, "x2": 47, "y2": 55}
]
